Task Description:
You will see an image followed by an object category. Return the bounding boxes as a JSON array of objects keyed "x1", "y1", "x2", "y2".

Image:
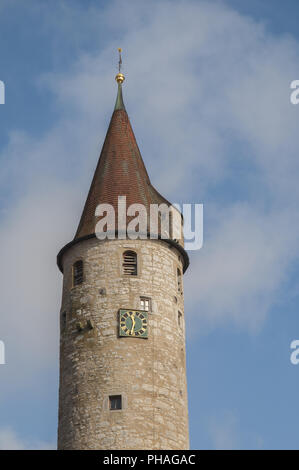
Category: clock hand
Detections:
[{"x1": 130, "y1": 312, "x2": 135, "y2": 335}]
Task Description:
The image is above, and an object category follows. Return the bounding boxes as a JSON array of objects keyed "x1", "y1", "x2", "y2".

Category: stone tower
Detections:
[{"x1": 57, "y1": 62, "x2": 190, "y2": 450}]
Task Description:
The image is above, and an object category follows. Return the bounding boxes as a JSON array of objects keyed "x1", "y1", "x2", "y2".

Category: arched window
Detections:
[
  {"x1": 177, "y1": 268, "x2": 182, "y2": 294},
  {"x1": 123, "y1": 251, "x2": 137, "y2": 275},
  {"x1": 73, "y1": 260, "x2": 83, "y2": 286}
]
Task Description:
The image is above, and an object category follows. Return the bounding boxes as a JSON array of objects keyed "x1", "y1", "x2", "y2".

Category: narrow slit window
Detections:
[
  {"x1": 140, "y1": 297, "x2": 151, "y2": 312},
  {"x1": 178, "y1": 311, "x2": 183, "y2": 328},
  {"x1": 109, "y1": 395, "x2": 122, "y2": 410},
  {"x1": 73, "y1": 260, "x2": 83, "y2": 286},
  {"x1": 61, "y1": 311, "x2": 67, "y2": 329},
  {"x1": 169, "y1": 210, "x2": 173, "y2": 239},
  {"x1": 123, "y1": 251, "x2": 137, "y2": 276},
  {"x1": 177, "y1": 268, "x2": 182, "y2": 294}
]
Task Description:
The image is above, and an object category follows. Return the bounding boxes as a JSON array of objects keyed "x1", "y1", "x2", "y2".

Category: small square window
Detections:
[
  {"x1": 109, "y1": 395, "x2": 122, "y2": 410},
  {"x1": 140, "y1": 297, "x2": 151, "y2": 311}
]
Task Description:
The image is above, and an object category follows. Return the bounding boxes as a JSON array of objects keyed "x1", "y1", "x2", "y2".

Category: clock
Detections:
[{"x1": 119, "y1": 309, "x2": 148, "y2": 338}]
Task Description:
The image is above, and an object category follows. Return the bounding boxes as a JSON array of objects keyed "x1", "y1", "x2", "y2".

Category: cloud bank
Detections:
[{"x1": 0, "y1": 427, "x2": 55, "y2": 450}]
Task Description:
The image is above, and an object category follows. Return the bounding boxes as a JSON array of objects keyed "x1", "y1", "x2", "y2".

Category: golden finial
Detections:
[{"x1": 115, "y1": 48, "x2": 125, "y2": 84}]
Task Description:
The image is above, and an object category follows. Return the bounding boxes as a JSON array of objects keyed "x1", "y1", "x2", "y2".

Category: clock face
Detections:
[{"x1": 119, "y1": 309, "x2": 148, "y2": 338}]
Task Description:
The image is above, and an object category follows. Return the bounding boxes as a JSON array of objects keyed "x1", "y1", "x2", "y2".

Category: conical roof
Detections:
[
  {"x1": 75, "y1": 82, "x2": 171, "y2": 240},
  {"x1": 57, "y1": 75, "x2": 189, "y2": 273}
]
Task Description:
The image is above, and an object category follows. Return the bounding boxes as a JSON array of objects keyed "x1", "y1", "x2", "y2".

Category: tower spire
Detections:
[
  {"x1": 59, "y1": 49, "x2": 188, "y2": 273},
  {"x1": 114, "y1": 48, "x2": 125, "y2": 111},
  {"x1": 118, "y1": 47, "x2": 122, "y2": 73}
]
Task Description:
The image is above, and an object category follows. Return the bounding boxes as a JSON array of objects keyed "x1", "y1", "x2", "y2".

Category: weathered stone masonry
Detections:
[{"x1": 58, "y1": 238, "x2": 189, "y2": 449}]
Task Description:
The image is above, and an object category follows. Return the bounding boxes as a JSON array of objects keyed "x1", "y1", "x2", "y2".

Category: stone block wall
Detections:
[{"x1": 57, "y1": 237, "x2": 189, "y2": 450}]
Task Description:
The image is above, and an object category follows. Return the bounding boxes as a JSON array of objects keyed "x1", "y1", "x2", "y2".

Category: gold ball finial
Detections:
[
  {"x1": 115, "y1": 48, "x2": 125, "y2": 84},
  {"x1": 115, "y1": 73, "x2": 125, "y2": 84}
]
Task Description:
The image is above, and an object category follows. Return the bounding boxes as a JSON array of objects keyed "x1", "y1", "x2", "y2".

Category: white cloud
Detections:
[
  {"x1": 185, "y1": 203, "x2": 298, "y2": 333},
  {"x1": 0, "y1": 427, "x2": 56, "y2": 450},
  {"x1": 208, "y1": 410, "x2": 240, "y2": 450},
  {"x1": 208, "y1": 409, "x2": 264, "y2": 450}
]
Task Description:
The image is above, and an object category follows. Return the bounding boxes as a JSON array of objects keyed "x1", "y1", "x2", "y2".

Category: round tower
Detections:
[{"x1": 57, "y1": 61, "x2": 190, "y2": 450}]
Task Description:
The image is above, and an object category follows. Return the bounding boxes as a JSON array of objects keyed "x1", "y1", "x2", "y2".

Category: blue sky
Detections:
[{"x1": 0, "y1": 0, "x2": 299, "y2": 449}]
